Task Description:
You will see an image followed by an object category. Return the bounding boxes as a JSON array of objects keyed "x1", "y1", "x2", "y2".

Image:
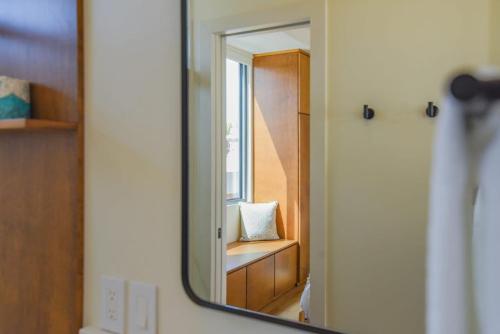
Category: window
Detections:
[{"x1": 225, "y1": 59, "x2": 248, "y2": 201}]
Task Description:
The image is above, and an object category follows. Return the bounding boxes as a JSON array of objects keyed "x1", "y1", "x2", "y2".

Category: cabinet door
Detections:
[
  {"x1": 247, "y1": 255, "x2": 275, "y2": 311},
  {"x1": 227, "y1": 268, "x2": 247, "y2": 309},
  {"x1": 275, "y1": 244, "x2": 298, "y2": 297}
]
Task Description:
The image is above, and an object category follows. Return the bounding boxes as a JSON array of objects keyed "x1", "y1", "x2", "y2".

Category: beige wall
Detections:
[
  {"x1": 84, "y1": 0, "x2": 495, "y2": 333},
  {"x1": 492, "y1": 0, "x2": 500, "y2": 65},
  {"x1": 327, "y1": 0, "x2": 490, "y2": 333}
]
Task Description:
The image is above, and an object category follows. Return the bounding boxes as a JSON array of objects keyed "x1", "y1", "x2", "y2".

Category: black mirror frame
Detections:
[{"x1": 180, "y1": 1, "x2": 343, "y2": 332}]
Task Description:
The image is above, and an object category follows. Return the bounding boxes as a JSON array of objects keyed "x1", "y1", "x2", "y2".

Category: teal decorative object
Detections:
[{"x1": 0, "y1": 76, "x2": 31, "y2": 119}]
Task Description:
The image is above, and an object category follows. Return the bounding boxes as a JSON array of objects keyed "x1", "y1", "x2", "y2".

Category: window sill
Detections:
[{"x1": 226, "y1": 199, "x2": 247, "y2": 206}]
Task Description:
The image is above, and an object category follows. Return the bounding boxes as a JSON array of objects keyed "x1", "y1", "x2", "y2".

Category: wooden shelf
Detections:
[{"x1": 0, "y1": 119, "x2": 78, "y2": 131}]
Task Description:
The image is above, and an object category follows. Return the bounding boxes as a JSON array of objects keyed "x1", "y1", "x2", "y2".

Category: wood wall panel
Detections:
[
  {"x1": 0, "y1": 1, "x2": 83, "y2": 333},
  {"x1": 0, "y1": 0, "x2": 82, "y2": 122},
  {"x1": 253, "y1": 52, "x2": 299, "y2": 240}
]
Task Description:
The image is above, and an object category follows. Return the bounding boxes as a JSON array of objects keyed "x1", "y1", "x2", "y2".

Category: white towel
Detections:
[
  {"x1": 300, "y1": 275, "x2": 311, "y2": 320},
  {"x1": 427, "y1": 74, "x2": 500, "y2": 334}
]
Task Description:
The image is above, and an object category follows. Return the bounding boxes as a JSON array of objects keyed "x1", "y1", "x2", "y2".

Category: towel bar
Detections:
[{"x1": 450, "y1": 74, "x2": 500, "y2": 102}]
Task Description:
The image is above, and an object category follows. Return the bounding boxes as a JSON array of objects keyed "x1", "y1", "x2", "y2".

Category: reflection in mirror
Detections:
[{"x1": 185, "y1": 0, "x2": 500, "y2": 333}]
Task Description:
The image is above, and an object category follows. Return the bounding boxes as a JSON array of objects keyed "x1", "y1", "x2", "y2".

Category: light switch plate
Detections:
[
  {"x1": 128, "y1": 281, "x2": 157, "y2": 334},
  {"x1": 101, "y1": 276, "x2": 126, "y2": 334}
]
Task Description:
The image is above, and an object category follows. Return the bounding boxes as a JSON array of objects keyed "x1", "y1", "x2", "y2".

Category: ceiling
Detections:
[{"x1": 227, "y1": 26, "x2": 310, "y2": 55}]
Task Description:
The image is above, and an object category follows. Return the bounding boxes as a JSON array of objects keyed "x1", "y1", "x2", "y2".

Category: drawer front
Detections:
[
  {"x1": 227, "y1": 267, "x2": 247, "y2": 309},
  {"x1": 247, "y1": 255, "x2": 275, "y2": 311},
  {"x1": 275, "y1": 244, "x2": 298, "y2": 297}
]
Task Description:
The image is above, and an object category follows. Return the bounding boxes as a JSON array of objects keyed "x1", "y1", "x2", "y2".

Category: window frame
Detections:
[{"x1": 225, "y1": 61, "x2": 249, "y2": 203}]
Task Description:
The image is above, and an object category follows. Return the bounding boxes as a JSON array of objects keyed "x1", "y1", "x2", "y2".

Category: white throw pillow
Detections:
[{"x1": 239, "y1": 201, "x2": 280, "y2": 241}]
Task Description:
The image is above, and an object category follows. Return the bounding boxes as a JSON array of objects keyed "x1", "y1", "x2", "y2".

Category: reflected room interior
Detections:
[{"x1": 186, "y1": 0, "x2": 500, "y2": 333}]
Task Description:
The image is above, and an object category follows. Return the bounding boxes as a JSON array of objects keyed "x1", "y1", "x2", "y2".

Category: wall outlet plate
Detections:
[
  {"x1": 101, "y1": 276, "x2": 126, "y2": 334},
  {"x1": 128, "y1": 281, "x2": 157, "y2": 334}
]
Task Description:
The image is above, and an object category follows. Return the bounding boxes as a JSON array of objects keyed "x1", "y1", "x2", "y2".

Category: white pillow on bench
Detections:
[{"x1": 240, "y1": 201, "x2": 280, "y2": 241}]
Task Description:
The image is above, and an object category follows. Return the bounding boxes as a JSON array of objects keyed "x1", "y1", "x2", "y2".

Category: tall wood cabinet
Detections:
[{"x1": 253, "y1": 49, "x2": 310, "y2": 283}]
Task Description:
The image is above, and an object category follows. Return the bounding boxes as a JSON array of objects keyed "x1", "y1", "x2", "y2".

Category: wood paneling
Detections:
[
  {"x1": 253, "y1": 51, "x2": 299, "y2": 240},
  {"x1": 0, "y1": 1, "x2": 84, "y2": 333},
  {"x1": 0, "y1": 0, "x2": 82, "y2": 123},
  {"x1": 275, "y1": 245, "x2": 298, "y2": 296},
  {"x1": 298, "y1": 114, "x2": 310, "y2": 283},
  {"x1": 247, "y1": 255, "x2": 275, "y2": 311},
  {"x1": 227, "y1": 268, "x2": 247, "y2": 309}
]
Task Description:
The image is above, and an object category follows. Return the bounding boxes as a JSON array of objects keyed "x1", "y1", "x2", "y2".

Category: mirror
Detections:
[{"x1": 182, "y1": 0, "x2": 499, "y2": 333}]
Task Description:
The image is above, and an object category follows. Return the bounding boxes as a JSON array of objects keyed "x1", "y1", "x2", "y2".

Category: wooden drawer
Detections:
[
  {"x1": 227, "y1": 267, "x2": 246, "y2": 308},
  {"x1": 275, "y1": 244, "x2": 298, "y2": 297},
  {"x1": 246, "y1": 255, "x2": 275, "y2": 311}
]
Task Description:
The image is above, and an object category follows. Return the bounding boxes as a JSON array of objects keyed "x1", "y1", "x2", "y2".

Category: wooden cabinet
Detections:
[
  {"x1": 227, "y1": 268, "x2": 247, "y2": 309},
  {"x1": 226, "y1": 241, "x2": 298, "y2": 311},
  {"x1": 253, "y1": 49, "x2": 310, "y2": 283}
]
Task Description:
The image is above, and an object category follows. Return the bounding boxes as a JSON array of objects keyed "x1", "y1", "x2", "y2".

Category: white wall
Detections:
[
  {"x1": 226, "y1": 204, "x2": 240, "y2": 243},
  {"x1": 83, "y1": 0, "x2": 306, "y2": 333}
]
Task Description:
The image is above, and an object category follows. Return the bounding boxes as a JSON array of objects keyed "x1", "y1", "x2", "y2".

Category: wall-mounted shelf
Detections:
[{"x1": 0, "y1": 119, "x2": 78, "y2": 131}]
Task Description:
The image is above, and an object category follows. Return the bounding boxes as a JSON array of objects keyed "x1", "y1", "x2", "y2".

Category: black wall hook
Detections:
[
  {"x1": 426, "y1": 102, "x2": 439, "y2": 118},
  {"x1": 363, "y1": 105, "x2": 375, "y2": 120}
]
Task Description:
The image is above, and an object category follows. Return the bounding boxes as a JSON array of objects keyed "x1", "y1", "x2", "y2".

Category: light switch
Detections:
[
  {"x1": 101, "y1": 277, "x2": 126, "y2": 334},
  {"x1": 128, "y1": 281, "x2": 157, "y2": 334}
]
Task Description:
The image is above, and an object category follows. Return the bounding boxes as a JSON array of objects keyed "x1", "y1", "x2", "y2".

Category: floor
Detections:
[
  {"x1": 275, "y1": 289, "x2": 303, "y2": 321},
  {"x1": 261, "y1": 284, "x2": 305, "y2": 322}
]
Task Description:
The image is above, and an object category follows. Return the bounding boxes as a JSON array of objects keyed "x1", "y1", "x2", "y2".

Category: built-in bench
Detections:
[{"x1": 226, "y1": 240, "x2": 298, "y2": 311}]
